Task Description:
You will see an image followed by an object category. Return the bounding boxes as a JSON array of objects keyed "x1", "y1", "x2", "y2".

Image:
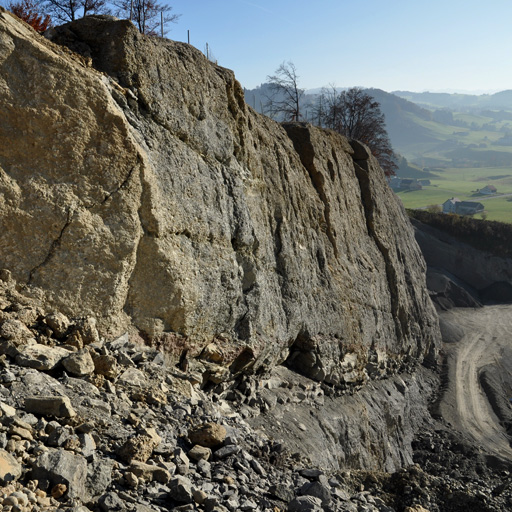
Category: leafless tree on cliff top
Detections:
[
  {"x1": 317, "y1": 87, "x2": 397, "y2": 176},
  {"x1": 42, "y1": 0, "x2": 109, "y2": 23},
  {"x1": 114, "y1": 0, "x2": 180, "y2": 35},
  {"x1": 265, "y1": 61, "x2": 304, "y2": 122}
]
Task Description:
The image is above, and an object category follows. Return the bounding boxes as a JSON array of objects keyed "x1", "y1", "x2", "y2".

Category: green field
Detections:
[{"x1": 396, "y1": 166, "x2": 512, "y2": 223}]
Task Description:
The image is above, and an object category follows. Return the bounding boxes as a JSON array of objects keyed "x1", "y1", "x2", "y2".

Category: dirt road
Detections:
[{"x1": 438, "y1": 305, "x2": 512, "y2": 460}]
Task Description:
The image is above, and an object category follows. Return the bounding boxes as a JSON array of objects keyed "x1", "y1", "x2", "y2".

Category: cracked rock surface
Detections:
[{"x1": 0, "y1": 11, "x2": 439, "y2": 387}]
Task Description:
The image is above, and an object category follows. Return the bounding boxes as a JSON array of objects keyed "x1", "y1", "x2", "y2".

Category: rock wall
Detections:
[
  {"x1": 412, "y1": 219, "x2": 512, "y2": 305},
  {"x1": 0, "y1": 12, "x2": 440, "y2": 387}
]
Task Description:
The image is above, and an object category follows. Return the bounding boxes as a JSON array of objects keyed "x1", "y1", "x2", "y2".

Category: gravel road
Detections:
[{"x1": 437, "y1": 305, "x2": 512, "y2": 461}]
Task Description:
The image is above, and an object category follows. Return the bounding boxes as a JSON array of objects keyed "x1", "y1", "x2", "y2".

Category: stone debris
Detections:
[
  {"x1": 0, "y1": 288, "x2": 504, "y2": 512},
  {"x1": 0, "y1": 279, "x2": 508, "y2": 512}
]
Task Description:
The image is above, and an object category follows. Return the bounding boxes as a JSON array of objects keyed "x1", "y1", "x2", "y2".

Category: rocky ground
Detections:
[{"x1": 0, "y1": 269, "x2": 511, "y2": 512}]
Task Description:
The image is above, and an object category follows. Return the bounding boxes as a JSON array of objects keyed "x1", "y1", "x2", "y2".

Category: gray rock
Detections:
[
  {"x1": 15, "y1": 344, "x2": 69, "y2": 371},
  {"x1": 79, "y1": 433, "x2": 97, "y2": 460},
  {"x1": 99, "y1": 491, "x2": 125, "y2": 511},
  {"x1": 287, "y1": 495, "x2": 323, "y2": 512},
  {"x1": 31, "y1": 448, "x2": 88, "y2": 499},
  {"x1": 169, "y1": 475, "x2": 194, "y2": 503},
  {"x1": 213, "y1": 444, "x2": 240, "y2": 460},
  {"x1": 269, "y1": 483, "x2": 295, "y2": 502},
  {"x1": 25, "y1": 396, "x2": 76, "y2": 418},
  {"x1": 117, "y1": 368, "x2": 147, "y2": 387},
  {"x1": 299, "y1": 481, "x2": 331, "y2": 505},
  {"x1": 86, "y1": 457, "x2": 114, "y2": 500}
]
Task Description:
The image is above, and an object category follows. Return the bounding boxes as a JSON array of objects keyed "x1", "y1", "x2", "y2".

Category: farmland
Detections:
[{"x1": 396, "y1": 166, "x2": 512, "y2": 223}]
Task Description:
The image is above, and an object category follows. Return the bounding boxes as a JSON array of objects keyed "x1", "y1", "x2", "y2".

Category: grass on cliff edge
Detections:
[{"x1": 407, "y1": 209, "x2": 512, "y2": 259}]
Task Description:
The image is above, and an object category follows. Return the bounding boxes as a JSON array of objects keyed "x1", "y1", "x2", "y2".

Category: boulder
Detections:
[
  {"x1": 25, "y1": 396, "x2": 76, "y2": 418},
  {"x1": 129, "y1": 461, "x2": 171, "y2": 483},
  {"x1": 169, "y1": 475, "x2": 193, "y2": 504},
  {"x1": 62, "y1": 348, "x2": 95, "y2": 376},
  {"x1": 0, "y1": 449, "x2": 22, "y2": 484},
  {"x1": 15, "y1": 345, "x2": 70, "y2": 371},
  {"x1": 31, "y1": 448, "x2": 88, "y2": 499},
  {"x1": 188, "y1": 422, "x2": 226, "y2": 448}
]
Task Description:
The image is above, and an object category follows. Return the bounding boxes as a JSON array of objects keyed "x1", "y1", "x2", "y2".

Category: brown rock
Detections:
[
  {"x1": 51, "y1": 483, "x2": 67, "y2": 499},
  {"x1": 0, "y1": 12, "x2": 439, "y2": 380},
  {"x1": 15, "y1": 344, "x2": 70, "y2": 371},
  {"x1": 62, "y1": 348, "x2": 95, "y2": 376},
  {"x1": 93, "y1": 354, "x2": 117, "y2": 378},
  {"x1": 118, "y1": 434, "x2": 159, "y2": 464},
  {"x1": 188, "y1": 444, "x2": 211, "y2": 462},
  {"x1": 0, "y1": 449, "x2": 21, "y2": 484},
  {"x1": 128, "y1": 461, "x2": 171, "y2": 483},
  {"x1": 0, "y1": 319, "x2": 33, "y2": 341},
  {"x1": 188, "y1": 422, "x2": 226, "y2": 448},
  {"x1": 44, "y1": 312, "x2": 70, "y2": 339},
  {"x1": 76, "y1": 317, "x2": 99, "y2": 345}
]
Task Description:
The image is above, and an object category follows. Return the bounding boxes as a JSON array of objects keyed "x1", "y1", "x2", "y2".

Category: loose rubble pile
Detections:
[{"x1": 0, "y1": 270, "x2": 510, "y2": 512}]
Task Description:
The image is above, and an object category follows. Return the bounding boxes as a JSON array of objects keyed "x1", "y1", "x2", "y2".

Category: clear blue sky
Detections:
[{"x1": 167, "y1": 0, "x2": 512, "y2": 94}]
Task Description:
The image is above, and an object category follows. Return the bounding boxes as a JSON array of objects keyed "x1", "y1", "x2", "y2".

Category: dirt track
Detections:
[{"x1": 438, "y1": 305, "x2": 512, "y2": 460}]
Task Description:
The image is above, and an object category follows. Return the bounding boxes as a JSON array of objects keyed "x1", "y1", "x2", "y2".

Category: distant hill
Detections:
[
  {"x1": 243, "y1": 85, "x2": 512, "y2": 169},
  {"x1": 363, "y1": 88, "x2": 436, "y2": 147},
  {"x1": 393, "y1": 90, "x2": 512, "y2": 110}
]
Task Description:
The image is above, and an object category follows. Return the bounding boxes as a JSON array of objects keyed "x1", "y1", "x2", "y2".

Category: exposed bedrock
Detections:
[
  {"x1": 0, "y1": 12, "x2": 440, "y2": 387},
  {"x1": 412, "y1": 218, "x2": 512, "y2": 308}
]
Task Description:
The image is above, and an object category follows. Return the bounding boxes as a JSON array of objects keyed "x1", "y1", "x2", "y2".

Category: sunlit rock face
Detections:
[{"x1": 0, "y1": 12, "x2": 439, "y2": 385}]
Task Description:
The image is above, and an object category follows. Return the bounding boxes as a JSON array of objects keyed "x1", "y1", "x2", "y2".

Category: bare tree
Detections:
[
  {"x1": 42, "y1": 0, "x2": 109, "y2": 23},
  {"x1": 114, "y1": 0, "x2": 179, "y2": 35},
  {"x1": 265, "y1": 61, "x2": 304, "y2": 122},
  {"x1": 317, "y1": 87, "x2": 397, "y2": 176}
]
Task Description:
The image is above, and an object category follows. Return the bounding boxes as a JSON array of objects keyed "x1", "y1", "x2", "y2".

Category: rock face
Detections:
[
  {"x1": 0, "y1": 11, "x2": 439, "y2": 386},
  {"x1": 412, "y1": 219, "x2": 512, "y2": 307}
]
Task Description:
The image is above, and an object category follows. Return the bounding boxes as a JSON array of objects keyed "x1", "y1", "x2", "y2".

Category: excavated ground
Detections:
[{"x1": 436, "y1": 305, "x2": 512, "y2": 462}]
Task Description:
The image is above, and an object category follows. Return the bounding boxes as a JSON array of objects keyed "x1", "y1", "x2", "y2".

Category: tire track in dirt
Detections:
[{"x1": 439, "y1": 305, "x2": 512, "y2": 460}]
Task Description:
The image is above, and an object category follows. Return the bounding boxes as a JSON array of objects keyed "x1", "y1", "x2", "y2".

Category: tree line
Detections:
[
  {"x1": 265, "y1": 61, "x2": 397, "y2": 177},
  {"x1": 6, "y1": 0, "x2": 179, "y2": 35}
]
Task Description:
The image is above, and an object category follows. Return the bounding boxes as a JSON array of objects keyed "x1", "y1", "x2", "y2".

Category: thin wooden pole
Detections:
[
  {"x1": 187, "y1": 30, "x2": 190, "y2": 44},
  {"x1": 160, "y1": 11, "x2": 163, "y2": 37}
]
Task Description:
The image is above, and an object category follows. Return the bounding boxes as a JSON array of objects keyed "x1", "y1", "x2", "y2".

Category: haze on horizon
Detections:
[{"x1": 168, "y1": 0, "x2": 512, "y2": 95}]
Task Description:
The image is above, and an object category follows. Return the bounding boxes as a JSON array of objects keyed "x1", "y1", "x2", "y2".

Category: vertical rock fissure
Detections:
[
  {"x1": 283, "y1": 124, "x2": 339, "y2": 258},
  {"x1": 353, "y1": 160, "x2": 410, "y2": 345}
]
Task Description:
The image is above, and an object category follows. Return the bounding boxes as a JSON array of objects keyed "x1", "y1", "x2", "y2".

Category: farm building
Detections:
[
  {"x1": 442, "y1": 198, "x2": 484, "y2": 216},
  {"x1": 479, "y1": 185, "x2": 497, "y2": 195},
  {"x1": 457, "y1": 201, "x2": 484, "y2": 215},
  {"x1": 442, "y1": 198, "x2": 460, "y2": 214}
]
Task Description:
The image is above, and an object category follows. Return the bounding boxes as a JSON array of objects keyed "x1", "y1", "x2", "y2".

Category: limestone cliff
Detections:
[{"x1": 0, "y1": 12, "x2": 440, "y2": 387}]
